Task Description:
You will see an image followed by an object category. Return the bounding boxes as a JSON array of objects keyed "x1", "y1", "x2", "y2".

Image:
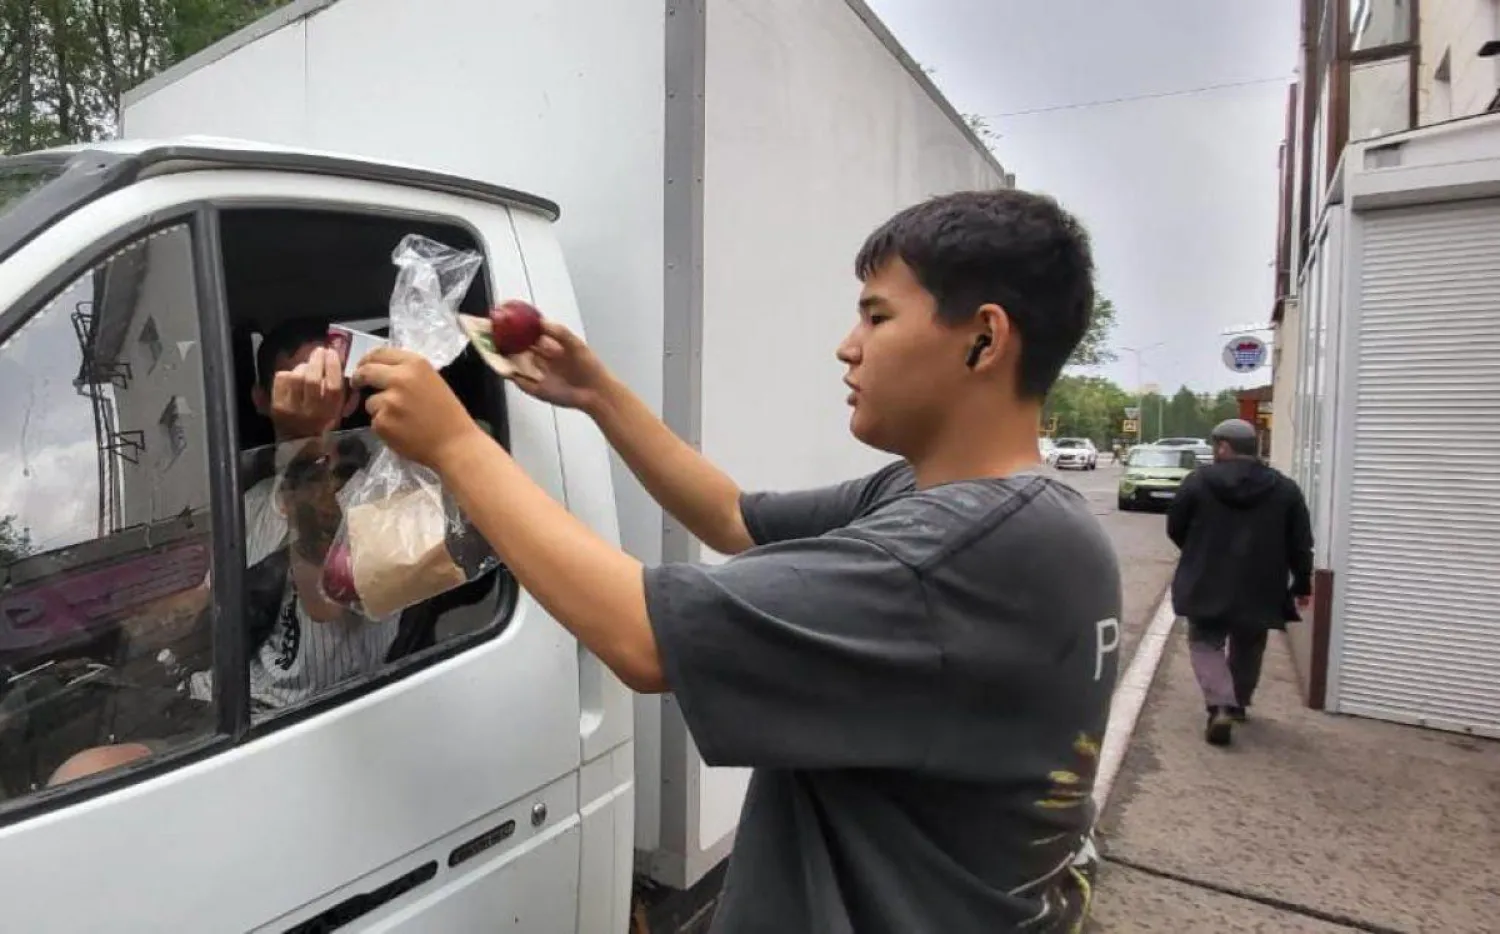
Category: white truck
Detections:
[{"x1": 0, "y1": 0, "x2": 1009, "y2": 930}]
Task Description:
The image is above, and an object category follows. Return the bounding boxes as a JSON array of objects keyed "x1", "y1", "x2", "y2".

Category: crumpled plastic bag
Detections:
[{"x1": 318, "y1": 234, "x2": 499, "y2": 619}]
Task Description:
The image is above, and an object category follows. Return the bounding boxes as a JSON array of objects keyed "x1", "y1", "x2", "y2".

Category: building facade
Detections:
[{"x1": 1269, "y1": 0, "x2": 1500, "y2": 735}]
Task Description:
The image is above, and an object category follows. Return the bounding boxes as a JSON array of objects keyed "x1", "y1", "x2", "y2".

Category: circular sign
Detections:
[{"x1": 1223, "y1": 335, "x2": 1268, "y2": 374}]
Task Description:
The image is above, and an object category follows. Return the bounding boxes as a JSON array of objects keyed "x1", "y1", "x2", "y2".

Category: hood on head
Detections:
[{"x1": 1200, "y1": 457, "x2": 1279, "y2": 507}]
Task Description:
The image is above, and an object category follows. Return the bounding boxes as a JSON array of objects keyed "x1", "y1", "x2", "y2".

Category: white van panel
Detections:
[
  {"x1": 507, "y1": 210, "x2": 635, "y2": 769},
  {"x1": 700, "y1": 0, "x2": 1007, "y2": 494},
  {"x1": 123, "y1": 19, "x2": 311, "y2": 144}
]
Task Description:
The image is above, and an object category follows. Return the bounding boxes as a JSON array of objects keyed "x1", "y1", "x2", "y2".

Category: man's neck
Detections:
[{"x1": 908, "y1": 404, "x2": 1045, "y2": 490}]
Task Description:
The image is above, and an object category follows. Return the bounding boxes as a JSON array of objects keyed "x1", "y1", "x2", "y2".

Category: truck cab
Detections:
[{"x1": 0, "y1": 140, "x2": 634, "y2": 933}]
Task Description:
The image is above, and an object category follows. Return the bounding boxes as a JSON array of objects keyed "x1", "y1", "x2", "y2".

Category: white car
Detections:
[
  {"x1": 1038, "y1": 437, "x2": 1058, "y2": 466},
  {"x1": 1052, "y1": 438, "x2": 1098, "y2": 470}
]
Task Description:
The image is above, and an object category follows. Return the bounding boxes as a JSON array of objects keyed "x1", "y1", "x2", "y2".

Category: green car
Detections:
[{"x1": 1118, "y1": 446, "x2": 1200, "y2": 511}]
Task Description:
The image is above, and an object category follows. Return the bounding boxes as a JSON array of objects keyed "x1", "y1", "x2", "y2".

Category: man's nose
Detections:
[{"x1": 836, "y1": 330, "x2": 861, "y2": 365}]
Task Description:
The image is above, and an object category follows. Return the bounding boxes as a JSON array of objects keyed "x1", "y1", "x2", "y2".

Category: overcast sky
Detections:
[{"x1": 867, "y1": 0, "x2": 1301, "y2": 392}]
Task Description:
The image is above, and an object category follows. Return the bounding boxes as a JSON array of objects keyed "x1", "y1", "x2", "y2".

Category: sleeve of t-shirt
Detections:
[
  {"x1": 738, "y1": 460, "x2": 909, "y2": 545},
  {"x1": 644, "y1": 530, "x2": 943, "y2": 770}
]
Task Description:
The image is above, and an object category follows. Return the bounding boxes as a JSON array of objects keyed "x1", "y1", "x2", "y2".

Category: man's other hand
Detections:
[
  {"x1": 355, "y1": 348, "x2": 483, "y2": 469},
  {"x1": 271, "y1": 347, "x2": 345, "y2": 440},
  {"x1": 513, "y1": 320, "x2": 613, "y2": 413}
]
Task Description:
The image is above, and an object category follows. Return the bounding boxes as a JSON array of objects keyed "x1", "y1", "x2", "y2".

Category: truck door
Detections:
[{"x1": 0, "y1": 162, "x2": 587, "y2": 932}]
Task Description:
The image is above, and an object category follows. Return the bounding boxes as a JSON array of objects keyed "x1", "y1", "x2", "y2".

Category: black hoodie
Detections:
[{"x1": 1166, "y1": 457, "x2": 1314, "y2": 629}]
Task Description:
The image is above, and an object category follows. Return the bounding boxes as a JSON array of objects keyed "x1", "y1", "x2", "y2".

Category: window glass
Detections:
[
  {"x1": 0, "y1": 224, "x2": 217, "y2": 801},
  {"x1": 1349, "y1": 0, "x2": 1411, "y2": 52},
  {"x1": 1349, "y1": 55, "x2": 1413, "y2": 142}
]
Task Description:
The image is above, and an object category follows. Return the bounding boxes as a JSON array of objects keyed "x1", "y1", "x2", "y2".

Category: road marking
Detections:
[{"x1": 1093, "y1": 591, "x2": 1178, "y2": 812}]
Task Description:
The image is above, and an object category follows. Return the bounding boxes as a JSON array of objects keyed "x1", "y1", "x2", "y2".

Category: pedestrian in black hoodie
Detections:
[{"x1": 1166, "y1": 419, "x2": 1313, "y2": 746}]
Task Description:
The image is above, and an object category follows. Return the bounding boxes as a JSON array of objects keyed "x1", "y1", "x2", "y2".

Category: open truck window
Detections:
[
  {"x1": 217, "y1": 206, "x2": 516, "y2": 728},
  {"x1": 0, "y1": 205, "x2": 517, "y2": 812}
]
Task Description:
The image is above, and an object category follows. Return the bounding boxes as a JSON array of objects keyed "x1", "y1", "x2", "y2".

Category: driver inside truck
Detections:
[{"x1": 49, "y1": 319, "x2": 400, "y2": 786}]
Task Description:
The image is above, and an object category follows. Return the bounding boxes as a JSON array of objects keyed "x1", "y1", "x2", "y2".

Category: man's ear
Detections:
[
  {"x1": 969, "y1": 303, "x2": 1011, "y2": 370},
  {"x1": 251, "y1": 384, "x2": 271, "y2": 417}
]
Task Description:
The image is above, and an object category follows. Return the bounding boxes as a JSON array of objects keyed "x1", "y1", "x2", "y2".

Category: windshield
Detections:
[
  {"x1": 1056, "y1": 439, "x2": 1087, "y2": 448},
  {"x1": 0, "y1": 161, "x2": 65, "y2": 223},
  {"x1": 1129, "y1": 448, "x2": 1196, "y2": 469}
]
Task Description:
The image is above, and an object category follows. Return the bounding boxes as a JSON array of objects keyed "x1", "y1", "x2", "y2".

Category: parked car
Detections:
[
  {"x1": 1155, "y1": 437, "x2": 1214, "y2": 465},
  {"x1": 1052, "y1": 438, "x2": 1098, "y2": 470},
  {"x1": 1118, "y1": 446, "x2": 1200, "y2": 511}
]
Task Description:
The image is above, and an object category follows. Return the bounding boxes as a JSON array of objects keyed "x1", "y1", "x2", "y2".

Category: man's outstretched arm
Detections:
[
  {"x1": 519, "y1": 322, "x2": 755, "y2": 556},
  {"x1": 584, "y1": 372, "x2": 754, "y2": 556},
  {"x1": 434, "y1": 428, "x2": 666, "y2": 693},
  {"x1": 356, "y1": 349, "x2": 666, "y2": 693}
]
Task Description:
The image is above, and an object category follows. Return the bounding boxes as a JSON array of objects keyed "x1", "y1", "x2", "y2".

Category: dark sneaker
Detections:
[
  {"x1": 1205, "y1": 708, "x2": 1234, "y2": 746},
  {"x1": 1228, "y1": 706, "x2": 1248, "y2": 723}
]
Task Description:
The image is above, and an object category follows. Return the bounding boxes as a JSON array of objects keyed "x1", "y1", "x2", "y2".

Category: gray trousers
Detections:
[{"x1": 1188, "y1": 620, "x2": 1268, "y2": 710}]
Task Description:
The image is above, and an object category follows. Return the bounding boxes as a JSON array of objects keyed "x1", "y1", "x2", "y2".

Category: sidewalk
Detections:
[{"x1": 1090, "y1": 622, "x2": 1500, "y2": 933}]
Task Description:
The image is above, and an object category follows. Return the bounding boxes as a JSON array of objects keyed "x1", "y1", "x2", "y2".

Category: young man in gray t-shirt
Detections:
[{"x1": 357, "y1": 189, "x2": 1122, "y2": 932}]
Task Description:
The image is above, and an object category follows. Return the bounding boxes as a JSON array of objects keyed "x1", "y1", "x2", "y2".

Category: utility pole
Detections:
[{"x1": 1120, "y1": 342, "x2": 1167, "y2": 443}]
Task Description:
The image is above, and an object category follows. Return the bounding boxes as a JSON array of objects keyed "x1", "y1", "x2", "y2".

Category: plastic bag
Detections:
[{"x1": 318, "y1": 235, "x2": 500, "y2": 619}]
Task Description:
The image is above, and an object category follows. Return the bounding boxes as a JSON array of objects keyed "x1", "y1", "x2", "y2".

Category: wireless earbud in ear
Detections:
[{"x1": 965, "y1": 334, "x2": 993, "y2": 369}]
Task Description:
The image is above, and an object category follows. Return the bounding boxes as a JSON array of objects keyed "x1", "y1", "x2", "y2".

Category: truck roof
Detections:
[
  {"x1": 0, "y1": 138, "x2": 560, "y2": 267},
  {"x1": 12, "y1": 137, "x2": 561, "y2": 221}
]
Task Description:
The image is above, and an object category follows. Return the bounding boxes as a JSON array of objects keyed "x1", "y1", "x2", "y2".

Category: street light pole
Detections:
[{"x1": 1120, "y1": 342, "x2": 1167, "y2": 442}]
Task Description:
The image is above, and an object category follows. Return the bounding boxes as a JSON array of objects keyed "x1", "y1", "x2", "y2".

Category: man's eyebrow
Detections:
[{"x1": 858, "y1": 295, "x2": 889, "y2": 311}]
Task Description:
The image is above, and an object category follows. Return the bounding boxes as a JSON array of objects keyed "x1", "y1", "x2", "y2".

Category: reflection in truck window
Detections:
[
  {"x1": 46, "y1": 207, "x2": 519, "y2": 789},
  {"x1": 0, "y1": 224, "x2": 218, "y2": 800}
]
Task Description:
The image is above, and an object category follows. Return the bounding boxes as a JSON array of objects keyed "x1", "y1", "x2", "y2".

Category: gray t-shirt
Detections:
[{"x1": 644, "y1": 462, "x2": 1122, "y2": 933}]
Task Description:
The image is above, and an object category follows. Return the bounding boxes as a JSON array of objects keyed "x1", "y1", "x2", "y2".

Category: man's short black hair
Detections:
[
  {"x1": 256, "y1": 317, "x2": 332, "y2": 390},
  {"x1": 854, "y1": 189, "x2": 1095, "y2": 399}
]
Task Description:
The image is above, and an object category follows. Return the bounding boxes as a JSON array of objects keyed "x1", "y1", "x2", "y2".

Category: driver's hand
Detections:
[{"x1": 271, "y1": 347, "x2": 346, "y2": 440}]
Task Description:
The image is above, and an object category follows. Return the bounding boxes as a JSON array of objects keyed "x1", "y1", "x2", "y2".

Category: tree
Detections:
[
  {"x1": 0, "y1": 515, "x2": 33, "y2": 564},
  {"x1": 1135, "y1": 385, "x2": 1244, "y2": 442},
  {"x1": 1068, "y1": 296, "x2": 1117, "y2": 369},
  {"x1": 964, "y1": 113, "x2": 998, "y2": 146},
  {"x1": 1044, "y1": 375, "x2": 1132, "y2": 449},
  {"x1": 1, "y1": 0, "x2": 294, "y2": 154}
]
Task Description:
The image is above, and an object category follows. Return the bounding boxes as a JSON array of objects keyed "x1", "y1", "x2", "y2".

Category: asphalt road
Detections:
[{"x1": 1046, "y1": 461, "x2": 1179, "y2": 666}]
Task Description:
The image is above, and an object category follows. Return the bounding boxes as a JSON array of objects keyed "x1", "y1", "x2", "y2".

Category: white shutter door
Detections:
[{"x1": 1338, "y1": 198, "x2": 1500, "y2": 735}]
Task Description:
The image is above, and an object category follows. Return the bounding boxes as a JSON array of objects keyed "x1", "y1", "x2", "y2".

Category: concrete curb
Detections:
[{"x1": 1093, "y1": 592, "x2": 1178, "y2": 812}]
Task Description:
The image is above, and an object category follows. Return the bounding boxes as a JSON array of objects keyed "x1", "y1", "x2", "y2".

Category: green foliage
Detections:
[
  {"x1": 1046, "y1": 377, "x2": 1241, "y2": 449},
  {"x1": 1068, "y1": 296, "x2": 1117, "y2": 369},
  {"x1": 0, "y1": 514, "x2": 33, "y2": 564},
  {"x1": 0, "y1": 0, "x2": 293, "y2": 154}
]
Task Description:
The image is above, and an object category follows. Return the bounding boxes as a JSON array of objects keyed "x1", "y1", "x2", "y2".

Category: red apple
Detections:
[
  {"x1": 321, "y1": 542, "x2": 358, "y2": 604},
  {"x1": 489, "y1": 300, "x2": 545, "y2": 356}
]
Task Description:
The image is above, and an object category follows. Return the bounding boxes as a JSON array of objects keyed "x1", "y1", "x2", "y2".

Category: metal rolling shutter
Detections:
[{"x1": 1337, "y1": 198, "x2": 1500, "y2": 735}]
